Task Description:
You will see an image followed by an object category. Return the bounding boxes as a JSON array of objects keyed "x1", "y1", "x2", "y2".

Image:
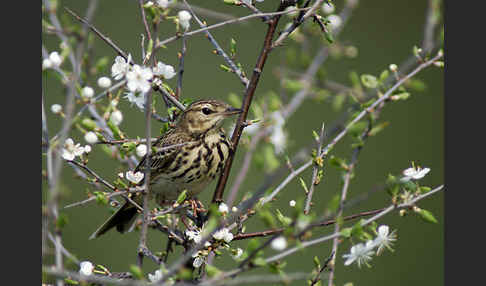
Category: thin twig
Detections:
[
  {"x1": 182, "y1": 0, "x2": 249, "y2": 88},
  {"x1": 64, "y1": 7, "x2": 131, "y2": 62},
  {"x1": 155, "y1": 8, "x2": 310, "y2": 49},
  {"x1": 137, "y1": 90, "x2": 153, "y2": 267},
  {"x1": 304, "y1": 122, "x2": 325, "y2": 214}
]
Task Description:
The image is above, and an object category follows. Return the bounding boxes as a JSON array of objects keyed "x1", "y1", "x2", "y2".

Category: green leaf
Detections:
[
  {"x1": 393, "y1": 92, "x2": 411, "y2": 101},
  {"x1": 417, "y1": 209, "x2": 438, "y2": 224},
  {"x1": 107, "y1": 120, "x2": 124, "y2": 140},
  {"x1": 56, "y1": 213, "x2": 69, "y2": 230},
  {"x1": 176, "y1": 190, "x2": 187, "y2": 204},
  {"x1": 227, "y1": 92, "x2": 242, "y2": 108},
  {"x1": 275, "y1": 209, "x2": 292, "y2": 227},
  {"x1": 368, "y1": 122, "x2": 390, "y2": 136},
  {"x1": 328, "y1": 155, "x2": 348, "y2": 170},
  {"x1": 247, "y1": 238, "x2": 261, "y2": 253},
  {"x1": 230, "y1": 38, "x2": 237, "y2": 56},
  {"x1": 331, "y1": 94, "x2": 346, "y2": 111},
  {"x1": 283, "y1": 78, "x2": 305, "y2": 93},
  {"x1": 263, "y1": 145, "x2": 280, "y2": 172},
  {"x1": 81, "y1": 118, "x2": 97, "y2": 131},
  {"x1": 348, "y1": 121, "x2": 368, "y2": 137},
  {"x1": 95, "y1": 56, "x2": 109, "y2": 73},
  {"x1": 219, "y1": 64, "x2": 232, "y2": 72},
  {"x1": 160, "y1": 122, "x2": 169, "y2": 135},
  {"x1": 419, "y1": 186, "x2": 432, "y2": 193},
  {"x1": 93, "y1": 191, "x2": 109, "y2": 205},
  {"x1": 64, "y1": 278, "x2": 79, "y2": 285},
  {"x1": 327, "y1": 194, "x2": 340, "y2": 213},
  {"x1": 313, "y1": 256, "x2": 321, "y2": 269},
  {"x1": 340, "y1": 227, "x2": 352, "y2": 238},
  {"x1": 252, "y1": 257, "x2": 267, "y2": 267},
  {"x1": 360, "y1": 74, "x2": 379, "y2": 89},
  {"x1": 379, "y1": 69, "x2": 390, "y2": 83},
  {"x1": 206, "y1": 264, "x2": 222, "y2": 278},
  {"x1": 121, "y1": 142, "x2": 137, "y2": 153},
  {"x1": 299, "y1": 177, "x2": 309, "y2": 194},
  {"x1": 129, "y1": 265, "x2": 144, "y2": 280},
  {"x1": 259, "y1": 209, "x2": 277, "y2": 228}
]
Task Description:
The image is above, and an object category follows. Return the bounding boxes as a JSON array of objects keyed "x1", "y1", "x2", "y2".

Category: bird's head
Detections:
[{"x1": 179, "y1": 99, "x2": 242, "y2": 135}]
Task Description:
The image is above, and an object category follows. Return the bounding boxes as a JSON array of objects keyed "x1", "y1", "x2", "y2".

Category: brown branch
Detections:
[
  {"x1": 233, "y1": 207, "x2": 385, "y2": 241},
  {"x1": 212, "y1": 1, "x2": 293, "y2": 204}
]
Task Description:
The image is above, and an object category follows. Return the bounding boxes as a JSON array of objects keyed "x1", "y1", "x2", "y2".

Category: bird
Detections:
[{"x1": 89, "y1": 99, "x2": 242, "y2": 239}]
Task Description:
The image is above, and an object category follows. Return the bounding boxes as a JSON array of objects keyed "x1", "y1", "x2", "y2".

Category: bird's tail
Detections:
[{"x1": 89, "y1": 202, "x2": 139, "y2": 239}]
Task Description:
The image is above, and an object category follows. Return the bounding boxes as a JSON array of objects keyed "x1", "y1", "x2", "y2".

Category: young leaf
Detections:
[
  {"x1": 360, "y1": 74, "x2": 379, "y2": 89},
  {"x1": 417, "y1": 209, "x2": 438, "y2": 224}
]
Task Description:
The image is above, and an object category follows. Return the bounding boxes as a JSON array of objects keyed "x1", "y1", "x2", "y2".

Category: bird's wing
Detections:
[{"x1": 134, "y1": 129, "x2": 193, "y2": 175}]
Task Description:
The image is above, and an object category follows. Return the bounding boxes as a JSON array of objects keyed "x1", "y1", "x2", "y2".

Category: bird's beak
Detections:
[{"x1": 223, "y1": 106, "x2": 243, "y2": 116}]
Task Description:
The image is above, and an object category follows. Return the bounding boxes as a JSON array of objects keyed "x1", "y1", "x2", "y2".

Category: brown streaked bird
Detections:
[{"x1": 89, "y1": 99, "x2": 241, "y2": 239}]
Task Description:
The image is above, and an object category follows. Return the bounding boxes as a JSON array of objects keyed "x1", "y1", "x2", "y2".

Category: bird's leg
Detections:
[{"x1": 189, "y1": 199, "x2": 199, "y2": 218}]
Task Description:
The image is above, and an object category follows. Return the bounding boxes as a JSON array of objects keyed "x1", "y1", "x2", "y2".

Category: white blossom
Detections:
[
  {"x1": 49, "y1": 51, "x2": 63, "y2": 67},
  {"x1": 136, "y1": 144, "x2": 147, "y2": 157},
  {"x1": 42, "y1": 58, "x2": 53, "y2": 69},
  {"x1": 178, "y1": 10, "x2": 192, "y2": 31},
  {"x1": 62, "y1": 138, "x2": 86, "y2": 161},
  {"x1": 327, "y1": 14, "x2": 342, "y2": 29},
  {"x1": 401, "y1": 165, "x2": 431, "y2": 182},
  {"x1": 110, "y1": 110, "x2": 123, "y2": 126},
  {"x1": 342, "y1": 241, "x2": 375, "y2": 268},
  {"x1": 84, "y1": 145, "x2": 92, "y2": 153},
  {"x1": 186, "y1": 229, "x2": 202, "y2": 244},
  {"x1": 231, "y1": 248, "x2": 244, "y2": 260},
  {"x1": 152, "y1": 61, "x2": 176, "y2": 80},
  {"x1": 373, "y1": 225, "x2": 397, "y2": 255},
  {"x1": 156, "y1": 0, "x2": 174, "y2": 9},
  {"x1": 271, "y1": 236, "x2": 288, "y2": 251},
  {"x1": 270, "y1": 126, "x2": 286, "y2": 154},
  {"x1": 84, "y1": 131, "x2": 98, "y2": 144},
  {"x1": 126, "y1": 64, "x2": 153, "y2": 93},
  {"x1": 244, "y1": 121, "x2": 259, "y2": 136},
  {"x1": 213, "y1": 228, "x2": 233, "y2": 243},
  {"x1": 79, "y1": 261, "x2": 94, "y2": 276},
  {"x1": 389, "y1": 64, "x2": 398, "y2": 72},
  {"x1": 51, "y1": 104, "x2": 62, "y2": 114},
  {"x1": 218, "y1": 203, "x2": 229, "y2": 214},
  {"x1": 148, "y1": 269, "x2": 162, "y2": 283},
  {"x1": 193, "y1": 256, "x2": 205, "y2": 268},
  {"x1": 232, "y1": 206, "x2": 238, "y2": 213},
  {"x1": 97, "y1": 76, "x2": 112, "y2": 88},
  {"x1": 126, "y1": 171, "x2": 144, "y2": 184},
  {"x1": 321, "y1": 2, "x2": 335, "y2": 14},
  {"x1": 289, "y1": 200, "x2": 296, "y2": 207},
  {"x1": 124, "y1": 92, "x2": 146, "y2": 110},
  {"x1": 111, "y1": 54, "x2": 132, "y2": 80},
  {"x1": 82, "y1": 86, "x2": 95, "y2": 99}
]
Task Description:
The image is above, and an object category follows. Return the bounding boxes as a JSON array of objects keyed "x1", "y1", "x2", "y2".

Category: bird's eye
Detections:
[{"x1": 202, "y1": 107, "x2": 212, "y2": 115}]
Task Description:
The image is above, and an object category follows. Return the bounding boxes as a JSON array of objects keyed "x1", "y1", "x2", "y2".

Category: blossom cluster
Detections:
[
  {"x1": 110, "y1": 54, "x2": 176, "y2": 110},
  {"x1": 342, "y1": 225, "x2": 397, "y2": 268}
]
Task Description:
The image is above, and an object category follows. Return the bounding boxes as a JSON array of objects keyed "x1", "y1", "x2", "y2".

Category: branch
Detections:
[
  {"x1": 265, "y1": 185, "x2": 444, "y2": 264},
  {"x1": 182, "y1": 0, "x2": 249, "y2": 87},
  {"x1": 212, "y1": 1, "x2": 292, "y2": 203},
  {"x1": 154, "y1": 8, "x2": 310, "y2": 49}
]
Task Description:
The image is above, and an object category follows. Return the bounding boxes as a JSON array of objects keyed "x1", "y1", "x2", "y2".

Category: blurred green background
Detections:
[{"x1": 42, "y1": 0, "x2": 443, "y2": 285}]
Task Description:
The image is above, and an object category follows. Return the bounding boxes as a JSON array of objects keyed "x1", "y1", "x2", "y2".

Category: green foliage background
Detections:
[{"x1": 42, "y1": 1, "x2": 443, "y2": 285}]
